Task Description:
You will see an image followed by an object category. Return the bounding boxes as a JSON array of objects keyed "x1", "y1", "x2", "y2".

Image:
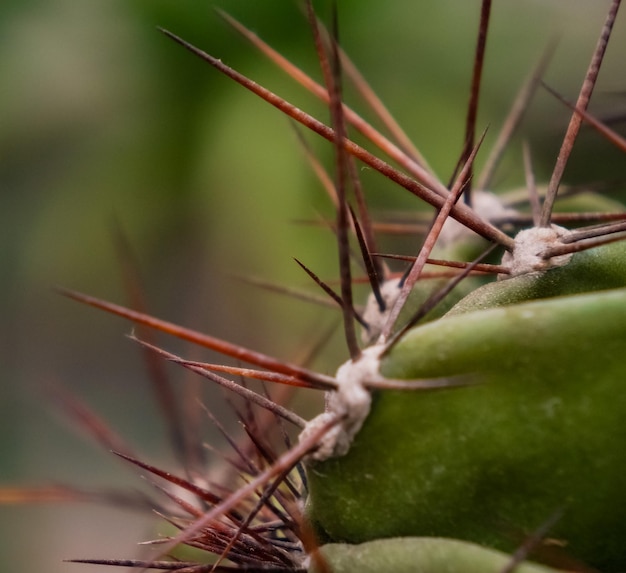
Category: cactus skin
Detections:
[
  {"x1": 310, "y1": 537, "x2": 559, "y2": 573},
  {"x1": 306, "y1": 255, "x2": 626, "y2": 571}
]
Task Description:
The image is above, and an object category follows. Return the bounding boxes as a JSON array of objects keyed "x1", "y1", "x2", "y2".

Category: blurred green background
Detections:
[{"x1": 1, "y1": 1, "x2": 624, "y2": 571}]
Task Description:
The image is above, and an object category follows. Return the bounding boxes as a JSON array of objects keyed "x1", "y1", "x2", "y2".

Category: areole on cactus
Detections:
[{"x1": 4, "y1": 1, "x2": 626, "y2": 572}]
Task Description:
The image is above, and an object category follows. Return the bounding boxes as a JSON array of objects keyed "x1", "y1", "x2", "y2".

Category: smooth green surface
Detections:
[
  {"x1": 307, "y1": 288, "x2": 626, "y2": 571},
  {"x1": 311, "y1": 538, "x2": 558, "y2": 573}
]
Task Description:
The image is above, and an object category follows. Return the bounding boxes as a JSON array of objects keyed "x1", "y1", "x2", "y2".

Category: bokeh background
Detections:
[{"x1": 1, "y1": 1, "x2": 625, "y2": 571}]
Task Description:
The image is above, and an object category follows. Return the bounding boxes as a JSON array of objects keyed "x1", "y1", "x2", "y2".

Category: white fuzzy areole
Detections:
[
  {"x1": 502, "y1": 225, "x2": 573, "y2": 277},
  {"x1": 360, "y1": 278, "x2": 402, "y2": 344},
  {"x1": 438, "y1": 190, "x2": 518, "y2": 246},
  {"x1": 300, "y1": 345, "x2": 385, "y2": 461}
]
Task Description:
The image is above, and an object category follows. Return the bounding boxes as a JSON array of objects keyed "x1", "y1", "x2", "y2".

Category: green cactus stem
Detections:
[
  {"x1": 306, "y1": 284, "x2": 626, "y2": 570},
  {"x1": 310, "y1": 537, "x2": 560, "y2": 573}
]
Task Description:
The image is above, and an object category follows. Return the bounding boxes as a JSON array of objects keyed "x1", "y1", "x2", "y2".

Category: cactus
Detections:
[{"x1": 4, "y1": 1, "x2": 626, "y2": 572}]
